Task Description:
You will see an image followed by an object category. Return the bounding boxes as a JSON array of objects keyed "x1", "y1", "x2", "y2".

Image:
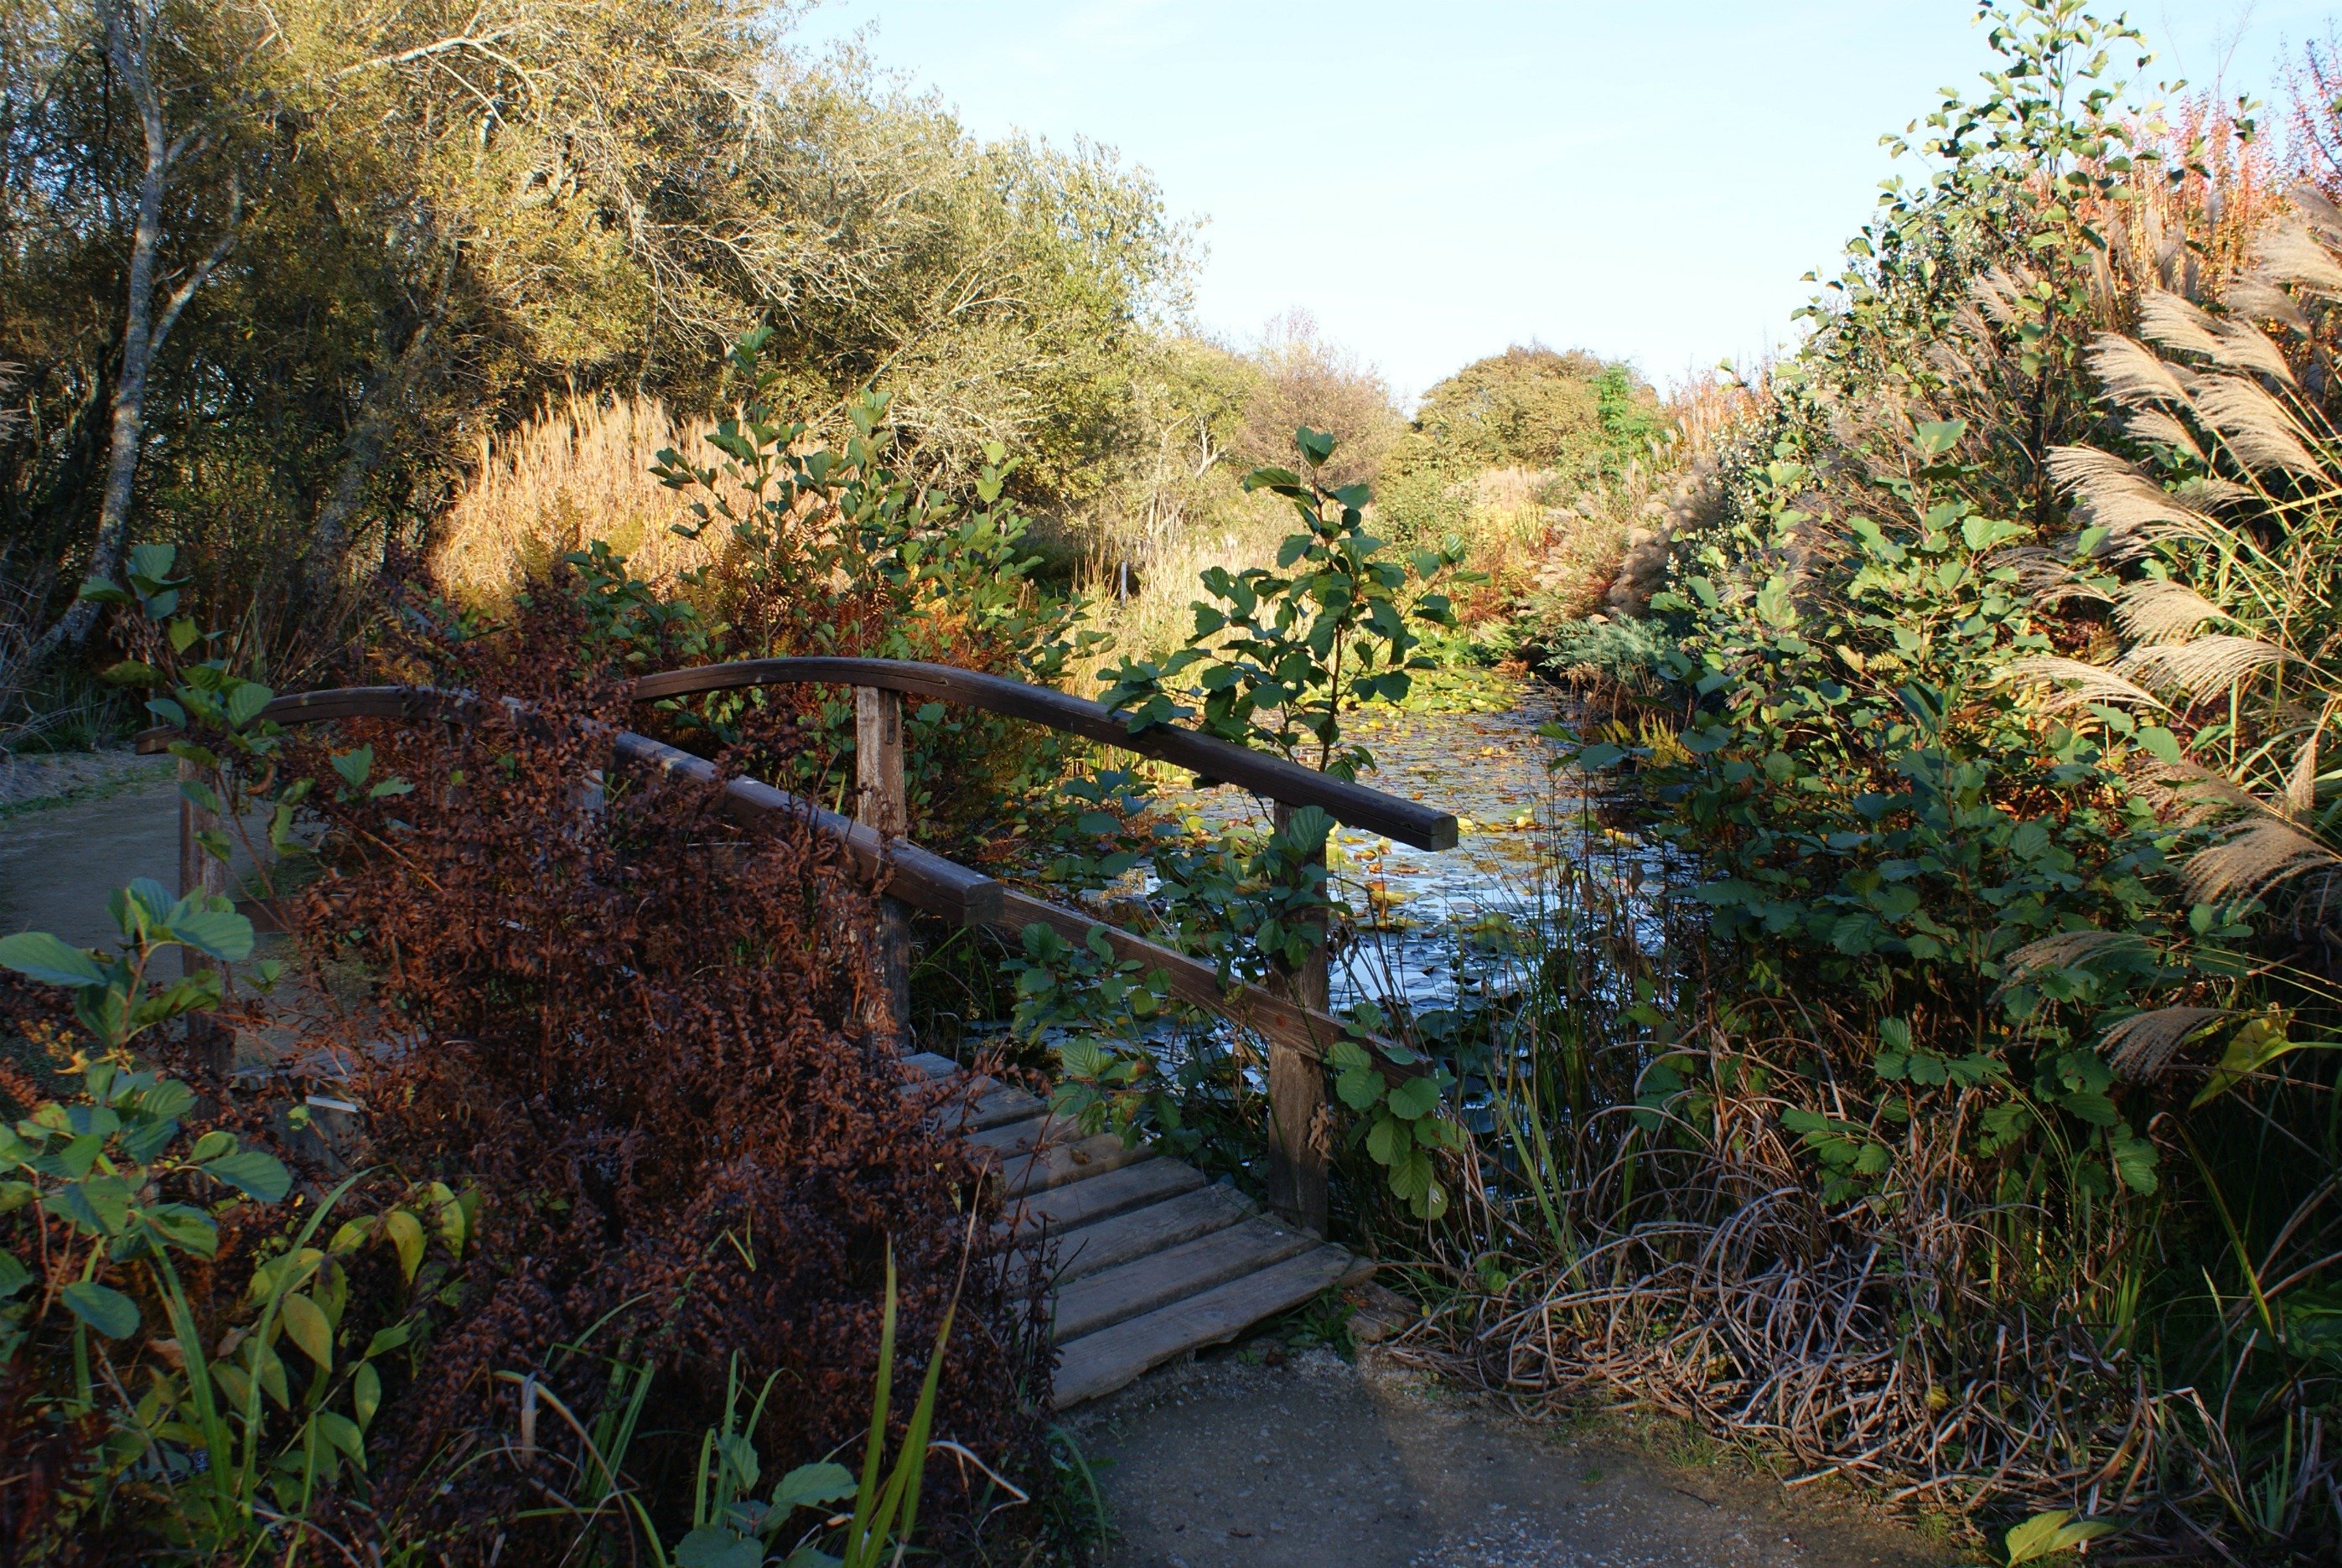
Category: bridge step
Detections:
[
  {"x1": 1051, "y1": 1243, "x2": 1366, "y2": 1409},
  {"x1": 914, "y1": 1053, "x2": 1366, "y2": 1410}
]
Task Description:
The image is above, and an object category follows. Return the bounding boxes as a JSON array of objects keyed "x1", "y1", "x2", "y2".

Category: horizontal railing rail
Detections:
[
  {"x1": 630, "y1": 656, "x2": 1459, "y2": 851},
  {"x1": 136, "y1": 672, "x2": 1439, "y2": 1089}
]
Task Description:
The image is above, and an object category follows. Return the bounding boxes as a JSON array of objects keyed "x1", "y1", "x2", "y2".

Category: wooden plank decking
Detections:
[{"x1": 904, "y1": 1051, "x2": 1370, "y2": 1409}]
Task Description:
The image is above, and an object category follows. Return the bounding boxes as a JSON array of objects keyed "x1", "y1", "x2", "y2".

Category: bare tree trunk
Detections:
[
  {"x1": 29, "y1": 0, "x2": 236, "y2": 664},
  {"x1": 301, "y1": 273, "x2": 450, "y2": 598}
]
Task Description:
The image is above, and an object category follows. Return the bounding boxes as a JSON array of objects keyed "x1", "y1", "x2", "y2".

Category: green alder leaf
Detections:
[
  {"x1": 166, "y1": 905, "x2": 253, "y2": 962},
  {"x1": 144, "y1": 1203, "x2": 220, "y2": 1257},
  {"x1": 45, "y1": 1174, "x2": 133, "y2": 1236},
  {"x1": 1385, "y1": 1075, "x2": 1440, "y2": 1120},
  {"x1": 1334, "y1": 1067, "x2": 1383, "y2": 1112},
  {"x1": 0, "y1": 932, "x2": 108, "y2": 989},
  {"x1": 61, "y1": 1281, "x2": 141, "y2": 1338},
  {"x1": 2109, "y1": 1131, "x2": 2159, "y2": 1195},
  {"x1": 225, "y1": 681, "x2": 274, "y2": 728},
  {"x1": 201, "y1": 1151, "x2": 291, "y2": 1203},
  {"x1": 1387, "y1": 1147, "x2": 1433, "y2": 1203},
  {"x1": 2060, "y1": 1090, "x2": 2120, "y2": 1127}
]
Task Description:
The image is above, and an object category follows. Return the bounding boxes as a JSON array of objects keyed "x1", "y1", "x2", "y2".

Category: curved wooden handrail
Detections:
[
  {"x1": 137, "y1": 686, "x2": 1003, "y2": 926},
  {"x1": 630, "y1": 657, "x2": 1459, "y2": 851},
  {"x1": 139, "y1": 681, "x2": 1424, "y2": 1077}
]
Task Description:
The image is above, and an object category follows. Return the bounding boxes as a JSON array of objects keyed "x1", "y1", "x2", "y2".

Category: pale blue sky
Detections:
[{"x1": 800, "y1": 1, "x2": 2339, "y2": 400}]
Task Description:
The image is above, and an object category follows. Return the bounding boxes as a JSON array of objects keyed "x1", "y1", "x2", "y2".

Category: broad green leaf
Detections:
[
  {"x1": 1573, "y1": 742, "x2": 1626, "y2": 770},
  {"x1": 2192, "y1": 1016, "x2": 2313, "y2": 1108},
  {"x1": 332, "y1": 746, "x2": 375, "y2": 789},
  {"x1": 0, "y1": 931, "x2": 108, "y2": 989},
  {"x1": 166, "y1": 906, "x2": 254, "y2": 962},
  {"x1": 189, "y1": 1129, "x2": 236, "y2": 1162},
  {"x1": 2060, "y1": 1090, "x2": 2119, "y2": 1127},
  {"x1": 145, "y1": 1203, "x2": 220, "y2": 1257},
  {"x1": 210, "y1": 1361, "x2": 254, "y2": 1410},
  {"x1": 1334, "y1": 1066, "x2": 1383, "y2": 1112},
  {"x1": 1386, "y1": 1147, "x2": 1433, "y2": 1203},
  {"x1": 315, "y1": 1409, "x2": 366, "y2": 1467},
  {"x1": 45, "y1": 1174, "x2": 133, "y2": 1236},
  {"x1": 1384, "y1": 1076, "x2": 1440, "y2": 1120},
  {"x1": 225, "y1": 681, "x2": 275, "y2": 728},
  {"x1": 364, "y1": 1320, "x2": 413, "y2": 1359},
  {"x1": 61, "y1": 1281, "x2": 141, "y2": 1338},
  {"x1": 138, "y1": 1079, "x2": 195, "y2": 1121},
  {"x1": 0, "y1": 1250, "x2": 29, "y2": 1298},
  {"x1": 775, "y1": 1460, "x2": 857, "y2": 1509},
  {"x1": 676, "y1": 1528, "x2": 764, "y2": 1568},
  {"x1": 2004, "y1": 1508, "x2": 2116, "y2": 1564},
  {"x1": 253, "y1": 1342, "x2": 291, "y2": 1408},
  {"x1": 2108, "y1": 1131, "x2": 2159, "y2": 1195},
  {"x1": 352, "y1": 1360, "x2": 382, "y2": 1429},
  {"x1": 202, "y1": 1151, "x2": 291, "y2": 1203}
]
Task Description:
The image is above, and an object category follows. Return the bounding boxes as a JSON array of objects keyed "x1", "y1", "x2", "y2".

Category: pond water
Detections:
[{"x1": 1150, "y1": 675, "x2": 1619, "y2": 1015}]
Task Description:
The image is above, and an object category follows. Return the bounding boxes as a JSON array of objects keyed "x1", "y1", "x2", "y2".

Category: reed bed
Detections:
[{"x1": 432, "y1": 394, "x2": 719, "y2": 598}]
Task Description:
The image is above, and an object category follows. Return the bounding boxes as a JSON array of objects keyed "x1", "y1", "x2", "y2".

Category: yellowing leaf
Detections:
[
  {"x1": 384, "y1": 1208, "x2": 425, "y2": 1281},
  {"x1": 280, "y1": 1291, "x2": 332, "y2": 1370}
]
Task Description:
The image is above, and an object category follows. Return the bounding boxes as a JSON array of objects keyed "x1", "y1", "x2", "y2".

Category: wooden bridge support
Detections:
[
  {"x1": 854, "y1": 686, "x2": 913, "y2": 1046},
  {"x1": 1265, "y1": 801, "x2": 1330, "y2": 1236}
]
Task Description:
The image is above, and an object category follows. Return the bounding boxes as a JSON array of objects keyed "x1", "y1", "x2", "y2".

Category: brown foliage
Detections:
[
  {"x1": 0, "y1": 1365, "x2": 104, "y2": 1568},
  {"x1": 299, "y1": 589, "x2": 1049, "y2": 1561}
]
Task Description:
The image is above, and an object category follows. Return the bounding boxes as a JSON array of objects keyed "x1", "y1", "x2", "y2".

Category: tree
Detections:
[{"x1": 22, "y1": 0, "x2": 244, "y2": 662}]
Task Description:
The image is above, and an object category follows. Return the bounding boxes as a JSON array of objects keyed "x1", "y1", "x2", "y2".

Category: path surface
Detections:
[
  {"x1": 0, "y1": 756, "x2": 178, "y2": 946},
  {"x1": 6, "y1": 763, "x2": 1962, "y2": 1567},
  {"x1": 1070, "y1": 1348, "x2": 1958, "y2": 1568}
]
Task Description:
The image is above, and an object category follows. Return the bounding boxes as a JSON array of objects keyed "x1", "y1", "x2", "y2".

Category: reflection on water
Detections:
[{"x1": 1150, "y1": 677, "x2": 1625, "y2": 1016}]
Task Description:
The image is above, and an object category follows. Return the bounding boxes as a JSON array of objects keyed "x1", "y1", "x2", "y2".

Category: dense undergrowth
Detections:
[{"x1": 1417, "y1": 4, "x2": 2342, "y2": 1560}]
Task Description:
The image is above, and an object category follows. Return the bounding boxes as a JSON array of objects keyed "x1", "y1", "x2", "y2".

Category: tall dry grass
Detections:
[{"x1": 432, "y1": 396, "x2": 721, "y2": 599}]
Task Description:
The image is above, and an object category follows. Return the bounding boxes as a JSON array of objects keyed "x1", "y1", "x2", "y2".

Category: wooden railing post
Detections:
[
  {"x1": 854, "y1": 686, "x2": 912, "y2": 1047},
  {"x1": 1265, "y1": 800, "x2": 1329, "y2": 1234},
  {"x1": 176, "y1": 756, "x2": 233, "y2": 1077}
]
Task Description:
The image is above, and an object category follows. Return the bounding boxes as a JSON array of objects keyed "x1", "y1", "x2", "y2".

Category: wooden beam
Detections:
[
  {"x1": 630, "y1": 657, "x2": 1459, "y2": 851},
  {"x1": 854, "y1": 686, "x2": 912, "y2": 1043},
  {"x1": 140, "y1": 689, "x2": 1005, "y2": 929},
  {"x1": 1265, "y1": 800, "x2": 1330, "y2": 1234},
  {"x1": 609, "y1": 731, "x2": 1002, "y2": 928},
  {"x1": 137, "y1": 686, "x2": 1426, "y2": 1077}
]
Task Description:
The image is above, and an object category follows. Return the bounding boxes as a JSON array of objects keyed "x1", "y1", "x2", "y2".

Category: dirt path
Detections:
[
  {"x1": 1066, "y1": 1347, "x2": 1959, "y2": 1568},
  {"x1": 0, "y1": 756, "x2": 179, "y2": 947}
]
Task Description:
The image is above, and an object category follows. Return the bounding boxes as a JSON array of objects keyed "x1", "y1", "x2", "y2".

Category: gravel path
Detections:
[
  {"x1": 0, "y1": 755, "x2": 179, "y2": 947},
  {"x1": 1066, "y1": 1347, "x2": 1961, "y2": 1568}
]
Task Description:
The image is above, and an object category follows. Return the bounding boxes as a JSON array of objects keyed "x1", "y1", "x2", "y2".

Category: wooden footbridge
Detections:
[{"x1": 154, "y1": 658, "x2": 1456, "y2": 1407}]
